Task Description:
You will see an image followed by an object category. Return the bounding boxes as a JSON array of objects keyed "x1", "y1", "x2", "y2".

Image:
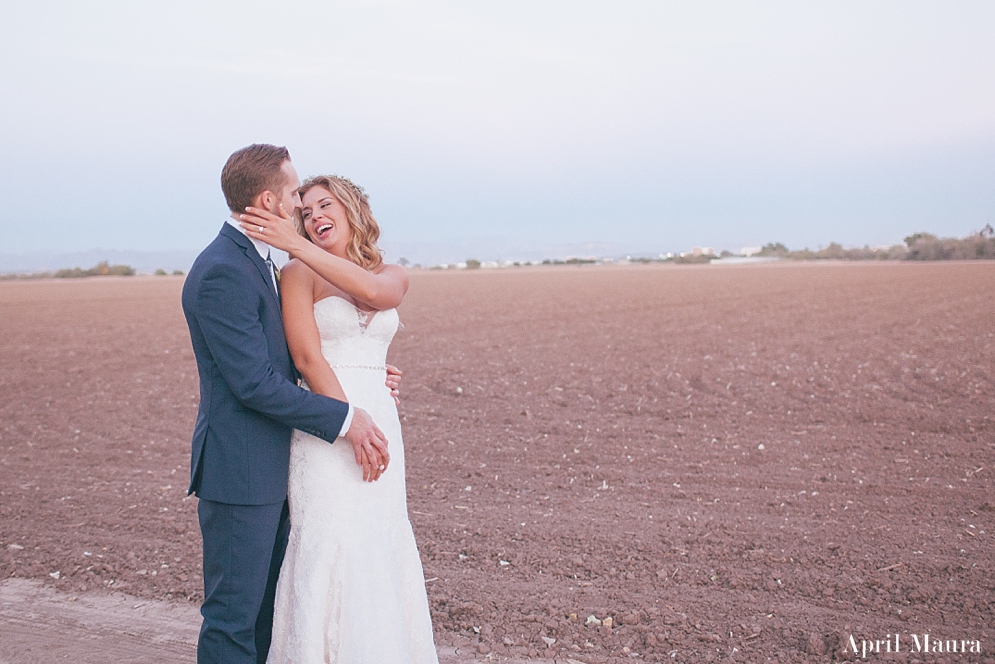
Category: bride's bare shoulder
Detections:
[
  {"x1": 372, "y1": 261, "x2": 404, "y2": 273},
  {"x1": 281, "y1": 258, "x2": 317, "y2": 280},
  {"x1": 373, "y1": 262, "x2": 409, "y2": 284}
]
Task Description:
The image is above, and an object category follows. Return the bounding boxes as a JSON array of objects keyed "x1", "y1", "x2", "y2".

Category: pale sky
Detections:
[{"x1": 2, "y1": 1, "x2": 993, "y2": 264}]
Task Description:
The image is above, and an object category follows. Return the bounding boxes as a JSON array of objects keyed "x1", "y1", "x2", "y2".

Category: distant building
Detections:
[
  {"x1": 741, "y1": 246, "x2": 762, "y2": 257},
  {"x1": 691, "y1": 247, "x2": 714, "y2": 257}
]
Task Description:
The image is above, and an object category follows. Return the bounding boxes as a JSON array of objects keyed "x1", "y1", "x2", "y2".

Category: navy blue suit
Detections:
[{"x1": 181, "y1": 223, "x2": 349, "y2": 663}]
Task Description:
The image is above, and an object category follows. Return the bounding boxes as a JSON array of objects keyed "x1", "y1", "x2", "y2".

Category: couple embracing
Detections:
[{"x1": 181, "y1": 144, "x2": 437, "y2": 663}]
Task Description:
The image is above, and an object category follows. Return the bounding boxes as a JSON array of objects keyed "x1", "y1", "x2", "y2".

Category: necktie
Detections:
[{"x1": 264, "y1": 250, "x2": 279, "y2": 298}]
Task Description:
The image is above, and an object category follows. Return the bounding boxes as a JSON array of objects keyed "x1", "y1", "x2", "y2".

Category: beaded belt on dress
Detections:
[{"x1": 329, "y1": 364, "x2": 386, "y2": 371}]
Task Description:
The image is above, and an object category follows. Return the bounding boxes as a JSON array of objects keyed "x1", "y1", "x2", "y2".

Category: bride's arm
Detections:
[
  {"x1": 240, "y1": 206, "x2": 409, "y2": 310},
  {"x1": 280, "y1": 260, "x2": 348, "y2": 402},
  {"x1": 282, "y1": 259, "x2": 391, "y2": 482}
]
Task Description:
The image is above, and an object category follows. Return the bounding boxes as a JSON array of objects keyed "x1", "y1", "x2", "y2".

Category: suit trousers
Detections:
[{"x1": 197, "y1": 499, "x2": 290, "y2": 664}]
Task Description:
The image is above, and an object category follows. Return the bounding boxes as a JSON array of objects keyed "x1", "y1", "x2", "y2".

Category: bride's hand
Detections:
[
  {"x1": 239, "y1": 204, "x2": 307, "y2": 256},
  {"x1": 385, "y1": 365, "x2": 402, "y2": 406}
]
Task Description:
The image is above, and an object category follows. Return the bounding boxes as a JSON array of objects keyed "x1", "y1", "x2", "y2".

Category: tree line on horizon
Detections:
[
  {"x1": 0, "y1": 261, "x2": 185, "y2": 280},
  {"x1": 754, "y1": 225, "x2": 995, "y2": 262},
  {"x1": 1, "y1": 227, "x2": 993, "y2": 279},
  {"x1": 454, "y1": 226, "x2": 995, "y2": 268}
]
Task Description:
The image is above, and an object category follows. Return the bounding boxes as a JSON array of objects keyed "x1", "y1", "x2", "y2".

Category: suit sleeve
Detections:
[{"x1": 192, "y1": 262, "x2": 348, "y2": 442}]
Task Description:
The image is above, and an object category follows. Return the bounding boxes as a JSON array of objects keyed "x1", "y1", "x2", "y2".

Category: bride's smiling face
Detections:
[{"x1": 301, "y1": 186, "x2": 351, "y2": 256}]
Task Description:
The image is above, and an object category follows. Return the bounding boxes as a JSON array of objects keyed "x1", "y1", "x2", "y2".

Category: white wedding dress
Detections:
[{"x1": 267, "y1": 296, "x2": 438, "y2": 664}]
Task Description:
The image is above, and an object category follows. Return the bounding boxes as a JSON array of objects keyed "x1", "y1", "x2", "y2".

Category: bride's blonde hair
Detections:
[{"x1": 295, "y1": 175, "x2": 384, "y2": 270}]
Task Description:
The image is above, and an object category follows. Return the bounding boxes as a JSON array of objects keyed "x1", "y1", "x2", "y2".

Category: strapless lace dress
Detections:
[{"x1": 267, "y1": 296, "x2": 438, "y2": 664}]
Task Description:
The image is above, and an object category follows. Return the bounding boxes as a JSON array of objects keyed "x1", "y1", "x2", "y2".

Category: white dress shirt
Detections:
[{"x1": 225, "y1": 216, "x2": 354, "y2": 437}]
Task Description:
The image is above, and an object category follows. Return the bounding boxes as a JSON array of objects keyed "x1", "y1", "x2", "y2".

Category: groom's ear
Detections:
[{"x1": 254, "y1": 189, "x2": 276, "y2": 212}]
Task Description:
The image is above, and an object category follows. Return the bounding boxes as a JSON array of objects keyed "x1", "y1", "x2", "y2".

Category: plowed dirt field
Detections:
[{"x1": 1, "y1": 262, "x2": 992, "y2": 663}]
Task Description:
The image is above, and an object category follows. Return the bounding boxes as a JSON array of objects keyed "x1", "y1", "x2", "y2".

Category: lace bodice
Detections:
[{"x1": 312, "y1": 296, "x2": 398, "y2": 369}]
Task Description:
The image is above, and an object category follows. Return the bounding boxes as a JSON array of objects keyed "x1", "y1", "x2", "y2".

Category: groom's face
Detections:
[{"x1": 270, "y1": 160, "x2": 303, "y2": 216}]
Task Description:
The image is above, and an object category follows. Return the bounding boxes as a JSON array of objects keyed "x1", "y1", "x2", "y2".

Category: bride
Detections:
[{"x1": 240, "y1": 176, "x2": 437, "y2": 663}]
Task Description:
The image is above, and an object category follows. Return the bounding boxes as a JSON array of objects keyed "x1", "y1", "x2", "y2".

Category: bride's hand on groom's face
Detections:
[{"x1": 239, "y1": 204, "x2": 305, "y2": 255}]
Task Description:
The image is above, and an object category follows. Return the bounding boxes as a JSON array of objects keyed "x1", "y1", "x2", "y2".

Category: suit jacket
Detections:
[{"x1": 181, "y1": 223, "x2": 349, "y2": 505}]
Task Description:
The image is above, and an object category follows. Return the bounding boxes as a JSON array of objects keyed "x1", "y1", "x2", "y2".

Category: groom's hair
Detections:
[{"x1": 221, "y1": 144, "x2": 291, "y2": 213}]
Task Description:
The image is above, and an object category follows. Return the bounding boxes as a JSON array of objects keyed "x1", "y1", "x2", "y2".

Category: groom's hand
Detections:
[
  {"x1": 385, "y1": 365, "x2": 402, "y2": 405},
  {"x1": 344, "y1": 407, "x2": 390, "y2": 481}
]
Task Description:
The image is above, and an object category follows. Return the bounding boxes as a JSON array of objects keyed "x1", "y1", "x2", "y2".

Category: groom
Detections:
[{"x1": 181, "y1": 144, "x2": 391, "y2": 663}]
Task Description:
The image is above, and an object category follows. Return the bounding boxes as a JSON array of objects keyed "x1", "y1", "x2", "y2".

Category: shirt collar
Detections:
[{"x1": 225, "y1": 216, "x2": 289, "y2": 268}]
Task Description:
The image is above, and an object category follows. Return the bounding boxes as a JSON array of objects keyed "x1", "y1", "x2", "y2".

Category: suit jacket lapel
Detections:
[{"x1": 219, "y1": 224, "x2": 279, "y2": 302}]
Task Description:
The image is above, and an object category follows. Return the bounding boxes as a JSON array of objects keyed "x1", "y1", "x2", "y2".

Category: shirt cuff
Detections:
[{"x1": 337, "y1": 404, "x2": 355, "y2": 439}]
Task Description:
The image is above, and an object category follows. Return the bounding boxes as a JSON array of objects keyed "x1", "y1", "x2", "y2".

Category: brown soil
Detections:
[{"x1": 1, "y1": 263, "x2": 993, "y2": 663}]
